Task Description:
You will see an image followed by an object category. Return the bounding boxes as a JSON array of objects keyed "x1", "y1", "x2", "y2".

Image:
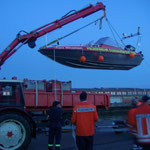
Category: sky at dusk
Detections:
[{"x1": 0, "y1": 0, "x2": 150, "y2": 89}]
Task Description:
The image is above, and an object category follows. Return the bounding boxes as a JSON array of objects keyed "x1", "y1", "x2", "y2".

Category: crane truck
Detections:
[{"x1": 0, "y1": 2, "x2": 110, "y2": 150}]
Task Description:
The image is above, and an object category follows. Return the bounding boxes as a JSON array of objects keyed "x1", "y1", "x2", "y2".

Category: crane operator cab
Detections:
[{"x1": 0, "y1": 78, "x2": 25, "y2": 108}]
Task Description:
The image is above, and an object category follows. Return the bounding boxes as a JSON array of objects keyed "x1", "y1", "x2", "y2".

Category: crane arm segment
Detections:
[{"x1": 0, "y1": 2, "x2": 105, "y2": 68}]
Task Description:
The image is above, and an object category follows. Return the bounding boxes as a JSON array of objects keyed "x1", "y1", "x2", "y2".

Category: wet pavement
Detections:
[{"x1": 27, "y1": 120, "x2": 134, "y2": 150}]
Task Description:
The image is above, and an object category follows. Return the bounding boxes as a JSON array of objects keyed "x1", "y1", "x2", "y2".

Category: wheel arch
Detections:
[{"x1": 0, "y1": 107, "x2": 36, "y2": 138}]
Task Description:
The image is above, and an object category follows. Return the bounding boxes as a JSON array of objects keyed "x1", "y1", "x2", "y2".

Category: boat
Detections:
[{"x1": 38, "y1": 37, "x2": 143, "y2": 70}]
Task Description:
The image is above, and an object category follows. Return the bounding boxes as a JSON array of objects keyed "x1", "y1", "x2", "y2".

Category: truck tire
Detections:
[
  {"x1": 0, "y1": 113, "x2": 32, "y2": 150},
  {"x1": 62, "y1": 113, "x2": 72, "y2": 126}
]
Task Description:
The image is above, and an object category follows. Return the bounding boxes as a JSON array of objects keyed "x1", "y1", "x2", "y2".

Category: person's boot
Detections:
[{"x1": 48, "y1": 144, "x2": 53, "y2": 150}]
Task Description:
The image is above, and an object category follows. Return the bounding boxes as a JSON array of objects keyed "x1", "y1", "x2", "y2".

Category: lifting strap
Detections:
[
  {"x1": 40, "y1": 15, "x2": 106, "y2": 49},
  {"x1": 106, "y1": 18, "x2": 142, "y2": 51},
  {"x1": 53, "y1": 49, "x2": 57, "y2": 101},
  {"x1": 105, "y1": 18, "x2": 125, "y2": 47}
]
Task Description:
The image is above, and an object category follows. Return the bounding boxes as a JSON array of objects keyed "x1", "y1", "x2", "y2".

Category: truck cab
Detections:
[
  {"x1": 0, "y1": 78, "x2": 36, "y2": 150},
  {"x1": 0, "y1": 78, "x2": 24, "y2": 108}
]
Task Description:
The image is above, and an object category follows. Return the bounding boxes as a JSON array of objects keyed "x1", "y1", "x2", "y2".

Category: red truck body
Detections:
[{"x1": 23, "y1": 79, "x2": 110, "y2": 111}]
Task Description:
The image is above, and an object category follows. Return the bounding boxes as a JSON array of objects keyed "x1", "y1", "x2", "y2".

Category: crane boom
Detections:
[{"x1": 0, "y1": 2, "x2": 105, "y2": 68}]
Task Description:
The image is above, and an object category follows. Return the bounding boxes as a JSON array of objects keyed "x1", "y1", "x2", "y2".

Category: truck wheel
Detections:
[{"x1": 0, "y1": 113, "x2": 31, "y2": 150}]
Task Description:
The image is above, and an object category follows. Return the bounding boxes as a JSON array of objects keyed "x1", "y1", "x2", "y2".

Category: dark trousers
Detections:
[
  {"x1": 76, "y1": 136, "x2": 93, "y2": 150},
  {"x1": 138, "y1": 144, "x2": 150, "y2": 150},
  {"x1": 48, "y1": 127, "x2": 61, "y2": 150}
]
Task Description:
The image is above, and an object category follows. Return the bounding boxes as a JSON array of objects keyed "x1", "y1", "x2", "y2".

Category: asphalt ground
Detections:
[
  {"x1": 27, "y1": 131, "x2": 133, "y2": 150},
  {"x1": 27, "y1": 120, "x2": 134, "y2": 150}
]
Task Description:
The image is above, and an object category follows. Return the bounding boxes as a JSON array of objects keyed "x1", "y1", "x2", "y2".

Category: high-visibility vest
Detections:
[
  {"x1": 127, "y1": 104, "x2": 150, "y2": 144},
  {"x1": 136, "y1": 114, "x2": 150, "y2": 144}
]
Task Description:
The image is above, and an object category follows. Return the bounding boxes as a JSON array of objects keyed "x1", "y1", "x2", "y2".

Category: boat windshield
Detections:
[
  {"x1": 86, "y1": 37, "x2": 123, "y2": 49},
  {"x1": 94, "y1": 37, "x2": 123, "y2": 48}
]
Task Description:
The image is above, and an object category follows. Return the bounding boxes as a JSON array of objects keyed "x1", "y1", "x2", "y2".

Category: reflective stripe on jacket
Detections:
[
  {"x1": 136, "y1": 113, "x2": 150, "y2": 144},
  {"x1": 71, "y1": 101, "x2": 99, "y2": 136},
  {"x1": 127, "y1": 104, "x2": 150, "y2": 144}
]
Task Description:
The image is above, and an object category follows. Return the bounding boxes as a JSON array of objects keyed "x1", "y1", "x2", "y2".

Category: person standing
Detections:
[
  {"x1": 127, "y1": 95, "x2": 150, "y2": 150},
  {"x1": 47, "y1": 101, "x2": 62, "y2": 150},
  {"x1": 71, "y1": 91, "x2": 99, "y2": 150}
]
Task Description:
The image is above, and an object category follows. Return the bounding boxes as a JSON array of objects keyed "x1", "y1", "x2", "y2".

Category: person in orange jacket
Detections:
[
  {"x1": 127, "y1": 95, "x2": 150, "y2": 150},
  {"x1": 71, "y1": 91, "x2": 99, "y2": 150}
]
